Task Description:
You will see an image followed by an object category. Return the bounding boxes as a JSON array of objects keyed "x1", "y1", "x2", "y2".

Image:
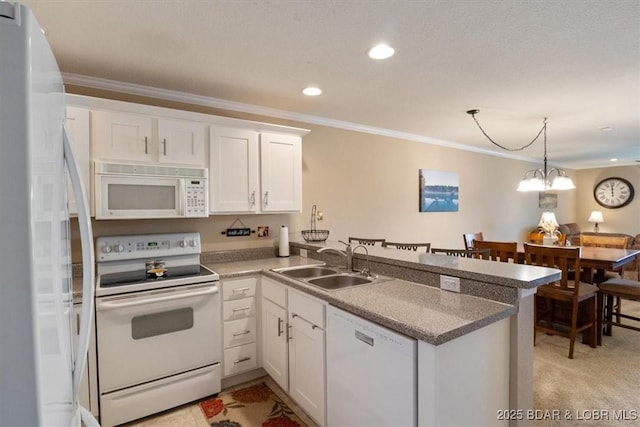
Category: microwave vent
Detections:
[{"x1": 96, "y1": 162, "x2": 207, "y2": 178}]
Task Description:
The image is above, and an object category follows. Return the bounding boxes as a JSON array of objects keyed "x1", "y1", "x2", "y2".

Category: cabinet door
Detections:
[
  {"x1": 260, "y1": 132, "x2": 302, "y2": 212},
  {"x1": 157, "y1": 118, "x2": 205, "y2": 166},
  {"x1": 209, "y1": 127, "x2": 259, "y2": 213},
  {"x1": 65, "y1": 107, "x2": 91, "y2": 215},
  {"x1": 92, "y1": 110, "x2": 153, "y2": 162},
  {"x1": 289, "y1": 314, "x2": 326, "y2": 426},
  {"x1": 261, "y1": 297, "x2": 289, "y2": 391}
]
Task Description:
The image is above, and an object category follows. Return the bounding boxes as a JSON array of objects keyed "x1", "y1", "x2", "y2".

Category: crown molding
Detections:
[{"x1": 63, "y1": 72, "x2": 538, "y2": 163}]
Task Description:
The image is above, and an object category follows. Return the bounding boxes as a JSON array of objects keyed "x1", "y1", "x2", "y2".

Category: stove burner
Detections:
[{"x1": 100, "y1": 264, "x2": 204, "y2": 287}]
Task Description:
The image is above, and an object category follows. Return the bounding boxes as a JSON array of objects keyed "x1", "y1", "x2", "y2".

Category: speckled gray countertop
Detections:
[
  {"x1": 205, "y1": 256, "x2": 516, "y2": 346},
  {"x1": 291, "y1": 239, "x2": 561, "y2": 289}
]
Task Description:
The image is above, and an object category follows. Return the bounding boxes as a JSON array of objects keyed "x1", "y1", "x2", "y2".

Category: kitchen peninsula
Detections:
[{"x1": 204, "y1": 240, "x2": 560, "y2": 427}]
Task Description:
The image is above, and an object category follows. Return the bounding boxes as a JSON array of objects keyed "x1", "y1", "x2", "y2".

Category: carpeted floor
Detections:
[{"x1": 534, "y1": 300, "x2": 640, "y2": 426}]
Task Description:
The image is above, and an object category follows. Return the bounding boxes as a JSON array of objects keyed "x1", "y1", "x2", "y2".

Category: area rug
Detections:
[{"x1": 199, "y1": 382, "x2": 308, "y2": 427}]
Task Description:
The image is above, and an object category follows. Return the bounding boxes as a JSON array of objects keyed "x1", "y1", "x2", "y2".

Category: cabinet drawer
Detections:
[
  {"x1": 223, "y1": 297, "x2": 256, "y2": 321},
  {"x1": 289, "y1": 289, "x2": 325, "y2": 328},
  {"x1": 262, "y1": 277, "x2": 287, "y2": 307},
  {"x1": 223, "y1": 317, "x2": 256, "y2": 348},
  {"x1": 222, "y1": 277, "x2": 257, "y2": 301},
  {"x1": 224, "y1": 343, "x2": 257, "y2": 376}
]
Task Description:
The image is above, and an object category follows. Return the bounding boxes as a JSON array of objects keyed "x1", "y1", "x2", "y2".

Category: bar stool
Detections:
[{"x1": 596, "y1": 278, "x2": 640, "y2": 345}]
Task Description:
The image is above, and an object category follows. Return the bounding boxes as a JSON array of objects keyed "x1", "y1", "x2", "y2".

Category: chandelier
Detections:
[{"x1": 466, "y1": 110, "x2": 575, "y2": 192}]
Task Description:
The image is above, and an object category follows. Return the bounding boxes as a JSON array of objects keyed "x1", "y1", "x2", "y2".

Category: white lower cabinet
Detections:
[
  {"x1": 222, "y1": 276, "x2": 259, "y2": 377},
  {"x1": 72, "y1": 303, "x2": 99, "y2": 418},
  {"x1": 261, "y1": 277, "x2": 326, "y2": 426}
]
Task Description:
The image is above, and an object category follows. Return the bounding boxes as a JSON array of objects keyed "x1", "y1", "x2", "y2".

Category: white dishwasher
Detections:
[{"x1": 327, "y1": 306, "x2": 417, "y2": 427}]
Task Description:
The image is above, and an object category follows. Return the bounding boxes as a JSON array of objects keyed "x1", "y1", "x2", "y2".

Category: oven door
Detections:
[{"x1": 95, "y1": 282, "x2": 220, "y2": 393}]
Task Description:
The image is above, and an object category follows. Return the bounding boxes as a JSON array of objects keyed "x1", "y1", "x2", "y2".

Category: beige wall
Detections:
[
  {"x1": 69, "y1": 86, "x2": 639, "y2": 260},
  {"x1": 290, "y1": 124, "x2": 574, "y2": 248}
]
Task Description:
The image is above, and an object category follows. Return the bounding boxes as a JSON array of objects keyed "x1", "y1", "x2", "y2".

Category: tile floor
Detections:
[{"x1": 121, "y1": 376, "x2": 318, "y2": 427}]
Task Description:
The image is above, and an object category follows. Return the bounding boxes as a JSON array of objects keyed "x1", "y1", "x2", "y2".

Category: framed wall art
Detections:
[
  {"x1": 419, "y1": 169, "x2": 459, "y2": 212},
  {"x1": 538, "y1": 192, "x2": 557, "y2": 209}
]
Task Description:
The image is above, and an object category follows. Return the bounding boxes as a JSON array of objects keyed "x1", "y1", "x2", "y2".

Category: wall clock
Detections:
[{"x1": 593, "y1": 177, "x2": 635, "y2": 209}]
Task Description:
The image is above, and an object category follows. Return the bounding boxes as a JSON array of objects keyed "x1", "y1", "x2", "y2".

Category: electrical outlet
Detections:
[
  {"x1": 440, "y1": 275, "x2": 460, "y2": 293},
  {"x1": 300, "y1": 249, "x2": 308, "y2": 258},
  {"x1": 317, "y1": 211, "x2": 324, "y2": 221}
]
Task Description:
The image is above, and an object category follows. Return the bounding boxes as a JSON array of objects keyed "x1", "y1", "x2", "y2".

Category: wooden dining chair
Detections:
[
  {"x1": 527, "y1": 231, "x2": 568, "y2": 246},
  {"x1": 527, "y1": 231, "x2": 544, "y2": 244},
  {"x1": 580, "y1": 234, "x2": 630, "y2": 249},
  {"x1": 473, "y1": 240, "x2": 518, "y2": 263},
  {"x1": 524, "y1": 243, "x2": 598, "y2": 359},
  {"x1": 382, "y1": 241, "x2": 431, "y2": 252},
  {"x1": 596, "y1": 278, "x2": 640, "y2": 345},
  {"x1": 430, "y1": 248, "x2": 491, "y2": 259},
  {"x1": 348, "y1": 237, "x2": 386, "y2": 246},
  {"x1": 463, "y1": 232, "x2": 483, "y2": 250},
  {"x1": 580, "y1": 234, "x2": 630, "y2": 318}
]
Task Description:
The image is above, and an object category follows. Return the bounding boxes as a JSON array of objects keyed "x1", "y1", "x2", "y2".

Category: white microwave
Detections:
[{"x1": 94, "y1": 161, "x2": 209, "y2": 219}]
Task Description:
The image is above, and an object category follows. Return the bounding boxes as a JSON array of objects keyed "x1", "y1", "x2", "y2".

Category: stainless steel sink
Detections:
[
  {"x1": 307, "y1": 274, "x2": 372, "y2": 290},
  {"x1": 273, "y1": 265, "x2": 392, "y2": 291},
  {"x1": 277, "y1": 266, "x2": 339, "y2": 278}
]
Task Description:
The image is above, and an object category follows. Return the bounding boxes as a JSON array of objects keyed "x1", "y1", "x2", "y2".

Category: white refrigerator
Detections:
[{"x1": 0, "y1": 3, "x2": 98, "y2": 426}]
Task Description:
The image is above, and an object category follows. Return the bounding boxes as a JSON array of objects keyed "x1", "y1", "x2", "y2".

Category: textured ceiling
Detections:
[{"x1": 18, "y1": 0, "x2": 640, "y2": 169}]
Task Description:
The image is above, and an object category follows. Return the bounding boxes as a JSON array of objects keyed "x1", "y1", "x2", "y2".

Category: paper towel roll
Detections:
[{"x1": 279, "y1": 225, "x2": 290, "y2": 257}]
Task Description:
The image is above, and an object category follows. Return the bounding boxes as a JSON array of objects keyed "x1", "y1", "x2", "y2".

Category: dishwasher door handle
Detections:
[{"x1": 355, "y1": 330, "x2": 374, "y2": 346}]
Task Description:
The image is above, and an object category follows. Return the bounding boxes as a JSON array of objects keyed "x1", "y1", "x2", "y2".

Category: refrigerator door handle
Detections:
[{"x1": 63, "y1": 127, "x2": 96, "y2": 407}]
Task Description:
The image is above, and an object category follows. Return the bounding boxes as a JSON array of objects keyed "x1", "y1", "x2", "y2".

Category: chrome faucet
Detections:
[
  {"x1": 352, "y1": 244, "x2": 371, "y2": 276},
  {"x1": 317, "y1": 240, "x2": 353, "y2": 270}
]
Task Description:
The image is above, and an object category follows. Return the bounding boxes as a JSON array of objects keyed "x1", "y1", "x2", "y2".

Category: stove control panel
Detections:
[{"x1": 96, "y1": 232, "x2": 201, "y2": 262}]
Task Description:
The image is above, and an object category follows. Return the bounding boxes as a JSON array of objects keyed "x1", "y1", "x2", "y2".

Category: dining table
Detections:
[
  {"x1": 518, "y1": 244, "x2": 640, "y2": 346},
  {"x1": 517, "y1": 244, "x2": 640, "y2": 284}
]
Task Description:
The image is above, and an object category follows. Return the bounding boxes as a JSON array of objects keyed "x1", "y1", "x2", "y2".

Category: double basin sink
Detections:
[{"x1": 272, "y1": 265, "x2": 391, "y2": 291}]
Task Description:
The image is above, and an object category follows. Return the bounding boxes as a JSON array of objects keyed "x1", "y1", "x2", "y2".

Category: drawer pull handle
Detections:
[
  {"x1": 287, "y1": 324, "x2": 293, "y2": 341},
  {"x1": 277, "y1": 317, "x2": 284, "y2": 337},
  {"x1": 232, "y1": 306, "x2": 251, "y2": 312},
  {"x1": 233, "y1": 357, "x2": 251, "y2": 364},
  {"x1": 232, "y1": 287, "x2": 251, "y2": 293},
  {"x1": 233, "y1": 330, "x2": 251, "y2": 337}
]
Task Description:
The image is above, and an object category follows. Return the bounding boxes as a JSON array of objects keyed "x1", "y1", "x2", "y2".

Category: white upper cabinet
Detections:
[
  {"x1": 92, "y1": 110, "x2": 205, "y2": 166},
  {"x1": 65, "y1": 106, "x2": 91, "y2": 215},
  {"x1": 157, "y1": 118, "x2": 205, "y2": 166},
  {"x1": 260, "y1": 132, "x2": 302, "y2": 212},
  {"x1": 92, "y1": 111, "x2": 153, "y2": 163},
  {"x1": 209, "y1": 127, "x2": 259, "y2": 213},
  {"x1": 209, "y1": 128, "x2": 302, "y2": 214}
]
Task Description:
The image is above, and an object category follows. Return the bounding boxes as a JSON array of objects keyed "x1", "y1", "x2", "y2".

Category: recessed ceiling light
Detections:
[
  {"x1": 302, "y1": 87, "x2": 322, "y2": 96},
  {"x1": 600, "y1": 126, "x2": 613, "y2": 131},
  {"x1": 610, "y1": 158, "x2": 618, "y2": 162},
  {"x1": 368, "y1": 43, "x2": 395, "y2": 60}
]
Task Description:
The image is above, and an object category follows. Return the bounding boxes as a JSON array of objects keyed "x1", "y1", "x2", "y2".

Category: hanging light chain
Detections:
[{"x1": 466, "y1": 109, "x2": 546, "y2": 152}]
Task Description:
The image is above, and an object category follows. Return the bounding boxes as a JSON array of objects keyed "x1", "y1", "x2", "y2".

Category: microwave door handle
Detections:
[
  {"x1": 180, "y1": 180, "x2": 186, "y2": 216},
  {"x1": 63, "y1": 127, "x2": 96, "y2": 404}
]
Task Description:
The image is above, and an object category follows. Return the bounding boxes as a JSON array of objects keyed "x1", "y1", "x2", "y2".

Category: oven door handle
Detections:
[{"x1": 96, "y1": 285, "x2": 219, "y2": 311}]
